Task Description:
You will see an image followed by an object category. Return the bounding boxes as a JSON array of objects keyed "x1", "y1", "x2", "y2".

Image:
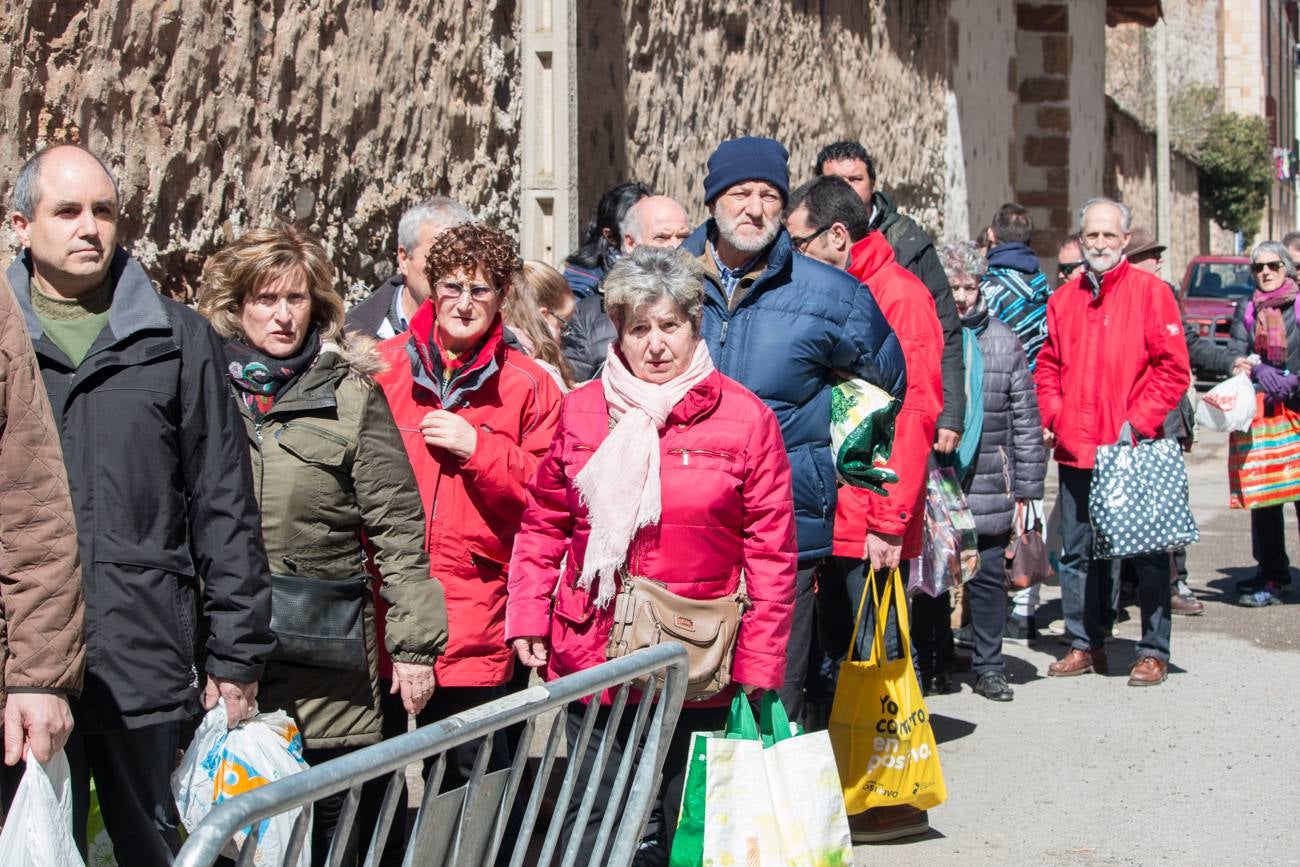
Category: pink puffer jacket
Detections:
[{"x1": 506, "y1": 369, "x2": 797, "y2": 703}]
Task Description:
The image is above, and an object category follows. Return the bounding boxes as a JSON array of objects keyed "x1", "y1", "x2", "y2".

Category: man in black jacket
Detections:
[
  {"x1": 345, "y1": 196, "x2": 473, "y2": 339},
  {"x1": 7, "y1": 144, "x2": 273, "y2": 866},
  {"x1": 815, "y1": 140, "x2": 965, "y2": 452}
]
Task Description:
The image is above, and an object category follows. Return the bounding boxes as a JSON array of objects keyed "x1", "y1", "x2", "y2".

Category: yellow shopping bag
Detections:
[{"x1": 828, "y1": 567, "x2": 947, "y2": 814}]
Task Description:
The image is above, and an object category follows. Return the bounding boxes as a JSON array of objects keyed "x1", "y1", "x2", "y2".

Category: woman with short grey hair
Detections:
[
  {"x1": 507, "y1": 244, "x2": 798, "y2": 857},
  {"x1": 1226, "y1": 239, "x2": 1300, "y2": 607}
]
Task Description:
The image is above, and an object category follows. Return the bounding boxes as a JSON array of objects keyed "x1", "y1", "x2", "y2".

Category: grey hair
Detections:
[
  {"x1": 1251, "y1": 240, "x2": 1297, "y2": 279},
  {"x1": 396, "y1": 196, "x2": 473, "y2": 251},
  {"x1": 12, "y1": 144, "x2": 120, "y2": 219},
  {"x1": 1078, "y1": 196, "x2": 1132, "y2": 232},
  {"x1": 603, "y1": 246, "x2": 705, "y2": 336},
  {"x1": 938, "y1": 240, "x2": 987, "y2": 285},
  {"x1": 621, "y1": 199, "x2": 646, "y2": 246}
]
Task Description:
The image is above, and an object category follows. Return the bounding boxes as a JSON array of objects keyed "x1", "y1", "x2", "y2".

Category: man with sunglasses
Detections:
[
  {"x1": 1057, "y1": 233, "x2": 1086, "y2": 286},
  {"x1": 1036, "y1": 198, "x2": 1191, "y2": 687}
]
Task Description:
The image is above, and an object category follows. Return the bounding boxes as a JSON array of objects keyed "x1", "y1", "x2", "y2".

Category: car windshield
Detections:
[{"x1": 1186, "y1": 263, "x2": 1254, "y2": 299}]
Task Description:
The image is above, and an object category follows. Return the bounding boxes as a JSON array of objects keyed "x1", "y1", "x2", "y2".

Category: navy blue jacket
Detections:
[{"x1": 684, "y1": 223, "x2": 907, "y2": 559}]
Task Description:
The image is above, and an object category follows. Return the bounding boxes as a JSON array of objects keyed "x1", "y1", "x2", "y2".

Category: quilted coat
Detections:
[
  {"x1": 5, "y1": 248, "x2": 274, "y2": 732},
  {"x1": 681, "y1": 222, "x2": 906, "y2": 560},
  {"x1": 0, "y1": 274, "x2": 84, "y2": 711},
  {"x1": 506, "y1": 367, "x2": 798, "y2": 702},
  {"x1": 960, "y1": 303, "x2": 1047, "y2": 535},
  {"x1": 833, "y1": 231, "x2": 945, "y2": 561},
  {"x1": 374, "y1": 304, "x2": 562, "y2": 688},
  {"x1": 1035, "y1": 258, "x2": 1190, "y2": 469},
  {"x1": 237, "y1": 336, "x2": 447, "y2": 749}
]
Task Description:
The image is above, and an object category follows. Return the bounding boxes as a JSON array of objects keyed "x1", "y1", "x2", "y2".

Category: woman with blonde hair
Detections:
[
  {"x1": 199, "y1": 220, "x2": 447, "y2": 865},
  {"x1": 503, "y1": 260, "x2": 576, "y2": 389}
]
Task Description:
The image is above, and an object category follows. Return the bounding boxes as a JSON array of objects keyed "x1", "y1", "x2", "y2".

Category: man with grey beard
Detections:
[
  {"x1": 1035, "y1": 197, "x2": 1190, "y2": 687},
  {"x1": 681, "y1": 136, "x2": 907, "y2": 721}
]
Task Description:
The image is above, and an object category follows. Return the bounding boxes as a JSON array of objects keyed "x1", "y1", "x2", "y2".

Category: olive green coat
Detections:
[{"x1": 241, "y1": 336, "x2": 446, "y2": 749}]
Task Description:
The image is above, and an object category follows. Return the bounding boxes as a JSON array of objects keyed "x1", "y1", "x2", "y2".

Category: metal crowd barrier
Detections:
[{"x1": 173, "y1": 643, "x2": 689, "y2": 867}]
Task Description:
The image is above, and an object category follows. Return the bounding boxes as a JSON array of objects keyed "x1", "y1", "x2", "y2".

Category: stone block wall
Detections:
[
  {"x1": 574, "y1": 0, "x2": 951, "y2": 242},
  {"x1": 1, "y1": 0, "x2": 521, "y2": 301}
]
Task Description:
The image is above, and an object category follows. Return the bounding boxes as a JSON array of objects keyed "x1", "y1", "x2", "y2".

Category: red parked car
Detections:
[{"x1": 1179, "y1": 255, "x2": 1251, "y2": 378}]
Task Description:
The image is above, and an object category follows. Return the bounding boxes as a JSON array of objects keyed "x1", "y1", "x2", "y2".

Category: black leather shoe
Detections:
[
  {"x1": 974, "y1": 672, "x2": 1014, "y2": 702},
  {"x1": 931, "y1": 671, "x2": 957, "y2": 695}
]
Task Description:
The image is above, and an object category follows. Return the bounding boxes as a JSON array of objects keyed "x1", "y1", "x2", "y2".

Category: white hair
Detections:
[
  {"x1": 1078, "y1": 196, "x2": 1132, "y2": 232},
  {"x1": 396, "y1": 197, "x2": 473, "y2": 251}
]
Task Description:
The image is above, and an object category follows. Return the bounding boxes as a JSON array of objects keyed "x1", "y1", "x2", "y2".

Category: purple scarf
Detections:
[{"x1": 1247, "y1": 278, "x2": 1297, "y2": 366}]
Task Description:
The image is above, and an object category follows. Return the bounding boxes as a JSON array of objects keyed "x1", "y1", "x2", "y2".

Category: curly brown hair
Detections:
[{"x1": 423, "y1": 222, "x2": 519, "y2": 294}]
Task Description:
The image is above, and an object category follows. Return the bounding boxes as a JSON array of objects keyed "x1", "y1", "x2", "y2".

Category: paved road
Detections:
[{"x1": 853, "y1": 428, "x2": 1300, "y2": 865}]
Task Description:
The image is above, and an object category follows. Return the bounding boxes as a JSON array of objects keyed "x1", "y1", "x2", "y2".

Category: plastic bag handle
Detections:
[
  {"x1": 758, "y1": 690, "x2": 797, "y2": 744},
  {"x1": 724, "y1": 691, "x2": 760, "y2": 741},
  {"x1": 845, "y1": 566, "x2": 911, "y2": 665}
]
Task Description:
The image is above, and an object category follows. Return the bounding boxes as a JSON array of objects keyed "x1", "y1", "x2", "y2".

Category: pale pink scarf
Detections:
[{"x1": 575, "y1": 340, "x2": 715, "y2": 607}]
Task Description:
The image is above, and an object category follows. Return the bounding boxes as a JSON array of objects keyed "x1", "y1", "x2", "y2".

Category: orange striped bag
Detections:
[{"x1": 1228, "y1": 395, "x2": 1300, "y2": 509}]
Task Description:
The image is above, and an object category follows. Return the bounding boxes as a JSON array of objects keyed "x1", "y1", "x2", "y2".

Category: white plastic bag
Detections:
[
  {"x1": 1196, "y1": 373, "x2": 1256, "y2": 433},
  {"x1": 0, "y1": 750, "x2": 85, "y2": 867},
  {"x1": 172, "y1": 702, "x2": 311, "y2": 867}
]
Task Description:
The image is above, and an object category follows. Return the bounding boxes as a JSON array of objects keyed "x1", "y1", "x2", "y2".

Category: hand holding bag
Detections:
[
  {"x1": 829, "y1": 568, "x2": 947, "y2": 815},
  {"x1": 604, "y1": 574, "x2": 749, "y2": 701}
]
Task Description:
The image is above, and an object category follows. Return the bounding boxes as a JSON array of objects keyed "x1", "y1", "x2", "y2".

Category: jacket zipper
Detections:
[
  {"x1": 667, "y1": 447, "x2": 736, "y2": 466},
  {"x1": 720, "y1": 319, "x2": 729, "y2": 346}
]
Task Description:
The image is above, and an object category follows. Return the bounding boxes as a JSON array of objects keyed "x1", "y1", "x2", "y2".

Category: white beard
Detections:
[
  {"x1": 717, "y1": 211, "x2": 780, "y2": 254},
  {"x1": 1085, "y1": 247, "x2": 1122, "y2": 273}
]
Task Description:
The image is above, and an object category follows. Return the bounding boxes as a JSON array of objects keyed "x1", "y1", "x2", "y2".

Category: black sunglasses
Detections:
[
  {"x1": 1251, "y1": 261, "x2": 1285, "y2": 274},
  {"x1": 1058, "y1": 259, "x2": 1086, "y2": 277},
  {"x1": 790, "y1": 225, "x2": 831, "y2": 250}
]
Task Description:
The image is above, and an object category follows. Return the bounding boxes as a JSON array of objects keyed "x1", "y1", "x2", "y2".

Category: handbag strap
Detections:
[{"x1": 845, "y1": 566, "x2": 911, "y2": 666}]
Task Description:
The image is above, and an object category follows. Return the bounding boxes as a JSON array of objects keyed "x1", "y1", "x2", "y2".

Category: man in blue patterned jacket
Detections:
[{"x1": 980, "y1": 203, "x2": 1052, "y2": 369}]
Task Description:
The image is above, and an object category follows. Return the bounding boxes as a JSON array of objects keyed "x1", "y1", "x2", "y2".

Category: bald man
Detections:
[
  {"x1": 6, "y1": 144, "x2": 273, "y2": 865},
  {"x1": 563, "y1": 194, "x2": 692, "y2": 381}
]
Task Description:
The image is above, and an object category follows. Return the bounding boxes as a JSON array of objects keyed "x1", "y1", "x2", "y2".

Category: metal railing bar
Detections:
[
  {"x1": 361, "y1": 767, "x2": 406, "y2": 867},
  {"x1": 402, "y1": 752, "x2": 448, "y2": 867},
  {"x1": 482, "y1": 715, "x2": 537, "y2": 867},
  {"x1": 282, "y1": 806, "x2": 311, "y2": 867},
  {"x1": 536, "y1": 695, "x2": 602, "y2": 867},
  {"x1": 559, "y1": 683, "x2": 631, "y2": 867},
  {"x1": 235, "y1": 821, "x2": 262, "y2": 867},
  {"x1": 324, "y1": 783, "x2": 362, "y2": 867},
  {"x1": 446, "y1": 734, "x2": 495, "y2": 866},
  {"x1": 589, "y1": 687, "x2": 656, "y2": 865},
  {"x1": 506, "y1": 706, "x2": 567, "y2": 867}
]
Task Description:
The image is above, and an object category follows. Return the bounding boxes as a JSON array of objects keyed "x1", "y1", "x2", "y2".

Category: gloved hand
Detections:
[{"x1": 1252, "y1": 363, "x2": 1300, "y2": 402}]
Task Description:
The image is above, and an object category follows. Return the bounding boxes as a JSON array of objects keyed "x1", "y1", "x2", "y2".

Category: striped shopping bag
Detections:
[{"x1": 1228, "y1": 395, "x2": 1300, "y2": 509}]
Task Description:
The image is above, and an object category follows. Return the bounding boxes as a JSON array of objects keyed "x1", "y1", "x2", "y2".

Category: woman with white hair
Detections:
[
  {"x1": 507, "y1": 245, "x2": 798, "y2": 856},
  {"x1": 1227, "y1": 240, "x2": 1300, "y2": 607}
]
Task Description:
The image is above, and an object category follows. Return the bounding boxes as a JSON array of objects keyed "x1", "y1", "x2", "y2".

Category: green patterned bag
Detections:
[{"x1": 830, "y1": 377, "x2": 901, "y2": 494}]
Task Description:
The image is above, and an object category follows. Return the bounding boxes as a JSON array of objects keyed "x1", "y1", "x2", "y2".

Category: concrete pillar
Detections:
[{"x1": 519, "y1": 0, "x2": 577, "y2": 266}]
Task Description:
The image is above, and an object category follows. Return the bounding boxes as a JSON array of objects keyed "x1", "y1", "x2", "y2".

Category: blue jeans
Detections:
[{"x1": 1058, "y1": 464, "x2": 1172, "y2": 661}]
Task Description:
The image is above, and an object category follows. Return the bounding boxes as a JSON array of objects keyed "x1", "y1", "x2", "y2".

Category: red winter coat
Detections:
[
  {"x1": 506, "y1": 367, "x2": 798, "y2": 703},
  {"x1": 833, "y1": 232, "x2": 945, "y2": 560},
  {"x1": 373, "y1": 305, "x2": 562, "y2": 687},
  {"x1": 1035, "y1": 258, "x2": 1190, "y2": 469}
]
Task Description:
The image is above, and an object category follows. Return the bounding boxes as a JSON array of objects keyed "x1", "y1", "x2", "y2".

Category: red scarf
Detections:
[{"x1": 1253, "y1": 278, "x2": 1298, "y2": 366}]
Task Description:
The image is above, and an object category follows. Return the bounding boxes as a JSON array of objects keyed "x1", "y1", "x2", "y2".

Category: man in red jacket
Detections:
[
  {"x1": 786, "y1": 176, "x2": 944, "y2": 844},
  {"x1": 1035, "y1": 197, "x2": 1190, "y2": 687}
]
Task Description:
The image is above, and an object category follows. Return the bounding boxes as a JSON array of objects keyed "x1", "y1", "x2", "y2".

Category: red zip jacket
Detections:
[
  {"x1": 506, "y1": 369, "x2": 797, "y2": 703},
  {"x1": 834, "y1": 232, "x2": 945, "y2": 559},
  {"x1": 373, "y1": 303, "x2": 562, "y2": 686},
  {"x1": 1034, "y1": 258, "x2": 1190, "y2": 469}
]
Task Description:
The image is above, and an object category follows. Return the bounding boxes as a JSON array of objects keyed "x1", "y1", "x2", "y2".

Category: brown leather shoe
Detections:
[
  {"x1": 1171, "y1": 593, "x2": 1205, "y2": 616},
  {"x1": 1127, "y1": 656, "x2": 1168, "y2": 686},
  {"x1": 848, "y1": 805, "x2": 930, "y2": 843},
  {"x1": 1047, "y1": 647, "x2": 1108, "y2": 677}
]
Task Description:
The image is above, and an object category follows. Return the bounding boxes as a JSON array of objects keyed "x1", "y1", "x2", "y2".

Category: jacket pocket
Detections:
[
  {"x1": 276, "y1": 423, "x2": 352, "y2": 468},
  {"x1": 553, "y1": 579, "x2": 595, "y2": 627},
  {"x1": 665, "y1": 447, "x2": 738, "y2": 470}
]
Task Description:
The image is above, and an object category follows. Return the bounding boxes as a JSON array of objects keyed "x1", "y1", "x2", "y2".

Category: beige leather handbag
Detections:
[{"x1": 604, "y1": 574, "x2": 750, "y2": 701}]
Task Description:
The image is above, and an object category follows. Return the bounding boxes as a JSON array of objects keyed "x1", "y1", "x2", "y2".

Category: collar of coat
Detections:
[
  {"x1": 6, "y1": 247, "x2": 172, "y2": 365},
  {"x1": 402, "y1": 298, "x2": 504, "y2": 408},
  {"x1": 248, "y1": 334, "x2": 386, "y2": 420},
  {"x1": 846, "y1": 230, "x2": 898, "y2": 282},
  {"x1": 1082, "y1": 256, "x2": 1134, "y2": 300},
  {"x1": 684, "y1": 220, "x2": 793, "y2": 307}
]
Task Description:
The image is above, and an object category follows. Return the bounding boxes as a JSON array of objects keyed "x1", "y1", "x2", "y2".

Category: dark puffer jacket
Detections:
[
  {"x1": 683, "y1": 222, "x2": 907, "y2": 560},
  {"x1": 962, "y1": 303, "x2": 1046, "y2": 536},
  {"x1": 561, "y1": 287, "x2": 617, "y2": 383}
]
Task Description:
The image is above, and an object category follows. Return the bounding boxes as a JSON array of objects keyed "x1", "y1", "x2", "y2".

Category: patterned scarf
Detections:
[
  {"x1": 1252, "y1": 278, "x2": 1297, "y2": 367},
  {"x1": 225, "y1": 330, "x2": 321, "y2": 419},
  {"x1": 431, "y1": 315, "x2": 503, "y2": 384}
]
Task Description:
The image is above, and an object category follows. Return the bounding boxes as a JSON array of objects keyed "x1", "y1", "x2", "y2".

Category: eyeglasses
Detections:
[
  {"x1": 435, "y1": 281, "x2": 500, "y2": 302},
  {"x1": 1058, "y1": 259, "x2": 1086, "y2": 278},
  {"x1": 1251, "y1": 261, "x2": 1285, "y2": 274},
  {"x1": 789, "y1": 225, "x2": 831, "y2": 250}
]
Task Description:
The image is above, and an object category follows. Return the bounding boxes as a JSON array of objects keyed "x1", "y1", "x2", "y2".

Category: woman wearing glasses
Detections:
[
  {"x1": 373, "y1": 222, "x2": 563, "y2": 786},
  {"x1": 1226, "y1": 241, "x2": 1300, "y2": 607}
]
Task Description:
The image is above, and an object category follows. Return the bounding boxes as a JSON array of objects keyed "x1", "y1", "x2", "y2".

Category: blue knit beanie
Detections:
[{"x1": 702, "y1": 137, "x2": 790, "y2": 205}]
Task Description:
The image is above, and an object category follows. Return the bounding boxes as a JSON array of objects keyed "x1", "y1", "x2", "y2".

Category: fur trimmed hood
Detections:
[{"x1": 327, "y1": 331, "x2": 387, "y2": 380}]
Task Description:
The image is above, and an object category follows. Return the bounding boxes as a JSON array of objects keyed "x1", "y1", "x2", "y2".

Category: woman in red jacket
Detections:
[
  {"x1": 372, "y1": 222, "x2": 562, "y2": 796},
  {"x1": 508, "y1": 246, "x2": 798, "y2": 856}
]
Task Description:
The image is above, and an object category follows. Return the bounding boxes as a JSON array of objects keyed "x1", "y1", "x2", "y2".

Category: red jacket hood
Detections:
[{"x1": 846, "y1": 230, "x2": 898, "y2": 282}]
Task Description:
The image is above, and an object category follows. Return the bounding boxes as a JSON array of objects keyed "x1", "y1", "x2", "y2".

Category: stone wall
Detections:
[
  {"x1": 574, "y1": 0, "x2": 952, "y2": 241},
  {"x1": 1, "y1": 0, "x2": 521, "y2": 300}
]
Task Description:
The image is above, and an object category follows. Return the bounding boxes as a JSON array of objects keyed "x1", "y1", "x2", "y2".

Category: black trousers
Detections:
[
  {"x1": 1252, "y1": 501, "x2": 1300, "y2": 580},
  {"x1": 967, "y1": 532, "x2": 1013, "y2": 675},
  {"x1": 778, "y1": 559, "x2": 822, "y2": 724},
  {"x1": 559, "y1": 701, "x2": 729, "y2": 858}
]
